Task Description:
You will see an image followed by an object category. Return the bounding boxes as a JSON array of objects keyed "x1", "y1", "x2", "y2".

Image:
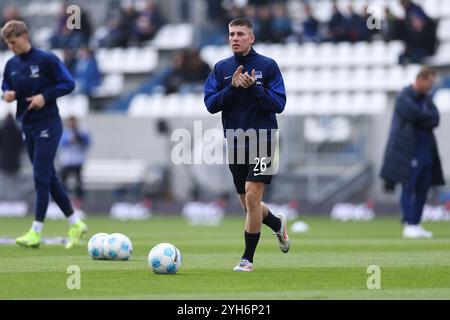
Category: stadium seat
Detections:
[
  {"x1": 296, "y1": 69, "x2": 315, "y2": 92},
  {"x1": 351, "y1": 67, "x2": 371, "y2": 91},
  {"x1": 33, "y1": 27, "x2": 53, "y2": 48},
  {"x1": 314, "y1": 0, "x2": 333, "y2": 22},
  {"x1": 370, "y1": 66, "x2": 388, "y2": 91},
  {"x1": 181, "y1": 94, "x2": 206, "y2": 117},
  {"x1": 298, "y1": 93, "x2": 316, "y2": 115},
  {"x1": 299, "y1": 43, "x2": 318, "y2": 67},
  {"x1": 316, "y1": 68, "x2": 334, "y2": 91},
  {"x1": 58, "y1": 95, "x2": 89, "y2": 118},
  {"x1": 152, "y1": 24, "x2": 193, "y2": 50},
  {"x1": 268, "y1": 44, "x2": 284, "y2": 66},
  {"x1": 304, "y1": 117, "x2": 328, "y2": 143},
  {"x1": 352, "y1": 42, "x2": 371, "y2": 67},
  {"x1": 283, "y1": 94, "x2": 303, "y2": 116},
  {"x1": 441, "y1": 0, "x2": 450, "y2": 17},
  {"x1": 405, "y1": 64, "x2": 422, "y2": 83},
  {"x1": 82, "y1": 158, "x2": 147, "y2": 190},
  {"x1": 146, "y1": 94, "x2": 166, "y2": 117},
  {"x1": 92, "y1": 73, "x2": 124, "y2": 98},
  {"x1": 367, "y1": 92, "x2": 388, "y2": 114},
  {"x1": 315, "y1": 92, "x2": 334, "y2": 115},
  {"x1": 428, "y1": 42, "x2": 450, "y2": 66},
  {"x1": 97, "y1": 48, "x2": 123, "y2": 74},
  {"x1": 317, "y1": 43, "x2": 336, "y2": 67},
  {"x1": 22, "y1": 0, "x2": 60, "y2": 16},
  {"x1": 437, "y1": 19, "x2": 450, "y2": 41},
  {"x1": 281, "y1": 43, "x2": 301, "y2": 69},
  {"x1": 302, "y1": 0, "x2": 448, "y2": 30},
  {"x1": 332, "y1": 92, "x2": 350, "y2": 115},
  {"x1": 253, "y1": 44, "x2": 274, "y2": 59},
  {"x1": 50, "y1": 49, "x2": 64, "y2": 61},
  {"x1": 199, "y1": 45, "x2": 217, "y2": 68},
  {"x1": 97, "y1": 47, "x2": 158, "y2": 74},
  {"x1": 200, "y1": 45, "x2": 230, "y2": 69},
  {"x1": 387, "y1": 0, "x2": 406, "y2": 18},
  {"x1": 350, "y1": 92, "x2": 369, "y2": 115},
  {"x1": 334, "y1": 68, "x2": 352, "y2": 91},
  {"x1": 328, "y1": 116, "x2": 351, "y2": 142},
  {"x1": 123, "y1": 47, "x2": 143, "y2": 73},
  {"x1": 433, "y1": 89, "x2": 450, "y2": 113},
  {"x1": 421, "y1": 0, "x2": 441, "y2": 19},
  {"x1": 334, "y1": 42, "x2": 353, "y2": 67},
  {"x1": 130, "y1": 94, "x2": 184, "y2": 118},
  {"x1": 304, "y1": 115, "x2": 351, "y2": 143},
  {"x1": 164, "y1": 94, "x2": 183, "y2": 118},
  {"x1": 284, "y1": 69, "x2": 301, "y2": 93},
  {"x1": 370, "y1": 41, "x2": 389, "y2": 66},
  {"x1": 386, "y1": 40, "x2": 405, "y2": 65},
  {"x1": 0, "y1": 51, "x2": 13, "y2": 75},
  {"x1": 386, "y1": 65, "x2": 406, "y2": 91},
  {"x1": 0, "y1": 99, "x2": 17, "y2": 120},
  {"x1": 128, "y1": 94, "x2": 149, "y2": 117}
]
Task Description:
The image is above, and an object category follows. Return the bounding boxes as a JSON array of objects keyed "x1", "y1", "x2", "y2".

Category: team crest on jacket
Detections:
[
  {"x1": 30, "y1": 65, "x2": 40, "y2": 78},
  {"x1": 254, "y1": 70, "x2": 263, "y2": 85}
]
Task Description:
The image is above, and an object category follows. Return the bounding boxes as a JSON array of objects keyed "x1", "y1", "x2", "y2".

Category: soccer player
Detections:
[
  {"x1": 381, "y1": 67, "x2": 444, "y2": 239},
  {"x1": 1, "y1": 20, "x2": 87, "y2": 249},
  {"x1": 204, "y1": 18, "x2": 290, "y2": 272}
]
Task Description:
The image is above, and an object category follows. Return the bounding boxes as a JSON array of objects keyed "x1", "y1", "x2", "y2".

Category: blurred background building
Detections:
[{"x1": 0, "y1": 0, "x2": 449, "y2": 214}]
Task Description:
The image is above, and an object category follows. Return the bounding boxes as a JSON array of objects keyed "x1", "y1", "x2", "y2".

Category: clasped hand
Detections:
[{"x1": 232, "y1": 65, "x2": 256, "y2": 89}]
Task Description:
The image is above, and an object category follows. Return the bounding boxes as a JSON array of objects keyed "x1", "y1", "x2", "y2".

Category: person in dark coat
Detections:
[
  {"x1": 0, "y1": 113, "x2": 22, "y2": 174},
  {"x1": 0, "y1": 113, "x2": 23, "y2": 200},
  {"x1": 380, "y1": 67, "x2": 444, "y2": 239}
]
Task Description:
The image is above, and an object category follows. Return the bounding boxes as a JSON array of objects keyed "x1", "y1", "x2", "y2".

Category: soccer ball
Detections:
[
  {"x1": 87, "y1": 233, "x2": 109, "y2": 260},
  {"x1": 103, "y1": 233, "x2": 133, "y2": 260},
  {"x1": 148, "y1": 243, "x2": 182, "y2": 274}
]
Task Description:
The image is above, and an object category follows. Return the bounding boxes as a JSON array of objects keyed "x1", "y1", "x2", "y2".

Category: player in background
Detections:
[
  {"x1": 59, "y1": 116, "x2": 91, "y2": 210},
  {"x1": 204, "y1": 18, "x2": 290, "y2": 272},
  {"x1": 1, "y1": 20, "x2": 87, "y2": 249}
]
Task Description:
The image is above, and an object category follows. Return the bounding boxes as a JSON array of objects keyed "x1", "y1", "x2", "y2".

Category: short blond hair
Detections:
[
  {"x1": 229, "y1": 18, "x2": 254, "y2": 31},
  {"x1": 1, "y1": 20, "x2": 28, "y2": 40},
  {"x1": 417, "y1": 66, "x2": 436, "y2": 80}
]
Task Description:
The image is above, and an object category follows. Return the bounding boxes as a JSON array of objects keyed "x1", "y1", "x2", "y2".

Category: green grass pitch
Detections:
[{"x1": 1, "y1": 216, "x2": 450, "y2": 299}]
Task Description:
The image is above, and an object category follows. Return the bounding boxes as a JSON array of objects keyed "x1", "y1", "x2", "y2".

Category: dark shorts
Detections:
[
  {"x1": 228, "y1": 163, "x2": 273, "y2": 194},
  {"x1": 227, "y1": 139, "x2": 276, "y2": 195}
]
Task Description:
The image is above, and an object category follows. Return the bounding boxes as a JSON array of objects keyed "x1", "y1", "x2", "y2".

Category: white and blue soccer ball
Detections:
[
  {"x1": 103, "y1": 233, "x2": 133, "y2": 261},
  {"x1": 87, "y1": 233, "x2": 109, "y2": 260},
  {"x1": 148, "y1": 243, "x2": 182, "y2": 274}
]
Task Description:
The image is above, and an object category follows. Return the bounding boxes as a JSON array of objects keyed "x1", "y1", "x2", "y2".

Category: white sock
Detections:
[
  {"x1": 67, "y1": 212, "x2": 80, "y2": 226},
  {"x1": 32, "y1": 221, "x2": 44, "y2": 234}
]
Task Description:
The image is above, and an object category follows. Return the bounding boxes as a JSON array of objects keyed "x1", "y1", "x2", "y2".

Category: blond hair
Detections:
[
  {"x1": 1, "y1": 20, "x2": 28, "y2": 40},
  {"x1": 417, "y1": 66, "x2": 436, "y2": 80},
  {"x1": 229, "y1": 18, "x2": 254, "y2": 31}
]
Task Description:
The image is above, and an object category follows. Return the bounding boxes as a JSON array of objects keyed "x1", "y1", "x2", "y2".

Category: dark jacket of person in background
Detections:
[{"x1": 0, "y1": 113, "x2": 22, "y2": 174}]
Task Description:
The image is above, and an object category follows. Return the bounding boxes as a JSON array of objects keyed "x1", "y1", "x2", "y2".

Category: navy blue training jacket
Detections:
[
  {"x1": 2, "y1": 47, "x2": 75, "y2": 125},
  {"x1": 204, "y1": 48, "x2": 286, "y2": 136}
]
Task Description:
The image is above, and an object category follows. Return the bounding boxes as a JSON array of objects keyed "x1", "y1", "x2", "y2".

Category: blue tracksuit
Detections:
[
  {"x1": 204, "y1": 47, "x2": 286, "y2": 138},
  {"x1": 2, "y1": 47, "x2": 76, "y2": 221}
]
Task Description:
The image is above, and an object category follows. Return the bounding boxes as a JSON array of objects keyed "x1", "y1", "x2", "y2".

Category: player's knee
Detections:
[
  {"x1": 245, "y1": 190, "x2": 261, "y2": 206},
  {"x1": 34, "y1": 172, "x2": 52, "y2": 189}
]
